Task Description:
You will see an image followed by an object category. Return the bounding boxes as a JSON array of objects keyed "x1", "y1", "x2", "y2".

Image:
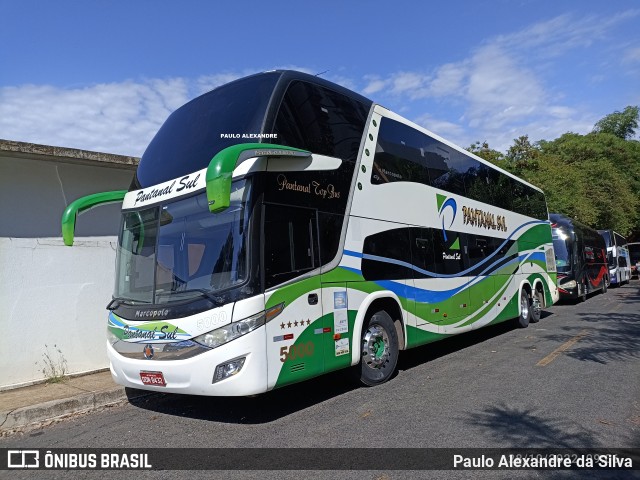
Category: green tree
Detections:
[
  {"x1": 592, "y1": 105, "x2": 639, "y2": 140},
  {"x1": 530, "y1": 132, "x2": 640, "y2": 236},
  {"x1": 467, "y1": 141, "x2": 504, "y2": 164},
  {"x1": 505, "y1": 135, "x2": 539, "y2": 169}
]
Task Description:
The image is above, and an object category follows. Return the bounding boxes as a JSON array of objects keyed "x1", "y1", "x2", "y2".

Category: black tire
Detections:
[
  {"x1": 602, "y1": 277, "x2": 608, "y2": 293},
  {"x1": 578, "y1": 280, "x2": 587, "y2": 303},
  {"x1": 358, "y1": 310, "x2": 399, "y2": 386},
  {"x1": 530, "y1": 290, "x2": 543, "y2": 323},
  {"x1": 515, "y1": 289, "x2": 530, "y2": 328}
]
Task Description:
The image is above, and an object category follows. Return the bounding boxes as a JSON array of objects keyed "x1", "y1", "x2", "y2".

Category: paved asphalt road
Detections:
[{"x1": 2, "y1": 281, "x2": 639, "y2": 479}]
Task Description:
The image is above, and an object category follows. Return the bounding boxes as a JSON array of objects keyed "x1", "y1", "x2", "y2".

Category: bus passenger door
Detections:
[{"x1": 262, "y1": 204, "x2": 324, "y2": 390}]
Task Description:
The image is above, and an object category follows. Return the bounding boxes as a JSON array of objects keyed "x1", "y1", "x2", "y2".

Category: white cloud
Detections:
[
  {"x1": 2, "y1": 9, "x2": 638, "y2": 160},
  {"x1": 362, "y1": 76, "x2": 390, "y2": 95},
  {"x1": 0, "y1": 79, "x2": 194, "y2": 156},
  {"x1": 356, "y1": 10, "x2": 639, "y2": 151},
  {"x1": 429, "y1": 62, "x2": 468, "y2": 97}
]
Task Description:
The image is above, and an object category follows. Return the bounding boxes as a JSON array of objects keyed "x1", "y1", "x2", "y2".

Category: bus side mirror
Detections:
[
  {"x1": 61, "y1": 190, "x2": 127, "y2": 246},
  {"x1": 205, "y1": 143, "x2": 310, "y2": 213}
]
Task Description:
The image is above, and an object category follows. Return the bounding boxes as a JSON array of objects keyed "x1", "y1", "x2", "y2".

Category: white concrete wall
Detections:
[
  {"x1": 0, "y1": 152, "x2": 135, "y2": 389},
  {"x1": 0, "y1": 237, "x2": 117, "y2": 389}
]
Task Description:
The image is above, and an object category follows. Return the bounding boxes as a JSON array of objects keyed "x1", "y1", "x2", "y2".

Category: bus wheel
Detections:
[
  {"x1": 515, "y1": 289, "x2": 530, "y2": 328},
  {"x1": 530, "y1": 290, "x2": 543, "y2": 323},
  {"x1": 359, "y1": 311, "x2": 399, "y2": 386},
  {"x1": 578, "y1": 281, "x2": 587, "y2": 302},
  {"x1": 602, "y1": 277, "x2": 608, "y2": 293}
]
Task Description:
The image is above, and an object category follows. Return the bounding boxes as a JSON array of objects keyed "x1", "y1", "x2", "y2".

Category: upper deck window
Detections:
[
  {"x1": 137, "y1": 73, "x2": 280, "y2": 187},
  {"x1": 272, "y1": 80, "x2": 368, "y2": 161},
  {"x1": 372, "y1": 117, "x2": 548, "y2": 220}
]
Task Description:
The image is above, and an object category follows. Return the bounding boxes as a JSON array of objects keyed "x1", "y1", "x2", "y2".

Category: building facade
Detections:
[{"x1": 0, "y1": 139, "x2": 137, "y2": 389}]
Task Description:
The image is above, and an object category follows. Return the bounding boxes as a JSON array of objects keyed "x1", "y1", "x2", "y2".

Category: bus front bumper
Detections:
[{"x1": 107, "y1": 326, "x2": 268, "y2": 396}]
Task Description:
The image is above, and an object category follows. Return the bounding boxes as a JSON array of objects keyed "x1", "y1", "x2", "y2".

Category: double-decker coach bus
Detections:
[
  {"x1": 551, "y1": 213, "x2": 608, "y2": 301},
  {"x1": 597, "y1": 229, "x2": 631, "y2": 286},
  {"x1": 629, "y1": 242, "x2": 640, "y2": 278},
  {"x1": 62, "y1": 70, "x2": 558, "y2": 395}
]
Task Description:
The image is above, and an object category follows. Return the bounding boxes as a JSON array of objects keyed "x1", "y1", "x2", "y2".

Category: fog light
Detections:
[{"x1": 213, "y1": 356, "x2": 246, "y2": 383}]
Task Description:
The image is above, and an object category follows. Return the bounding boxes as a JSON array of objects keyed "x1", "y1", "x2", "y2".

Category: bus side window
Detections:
[
  {"x1": 431, "y1": 230, "x2": 466, "y2": 275},
  {"x1": 361, "y1": 228, "x2": 413, "y2": 281},
  {"x1": 272, "y1": 80, "x2": 367, "y2": 161},
  {"x1": 263, "y1": 204, "x2": 319, "y2": 289},
  {"x1": 410, "y1": 228, "x2": 436, "y2": 276}
]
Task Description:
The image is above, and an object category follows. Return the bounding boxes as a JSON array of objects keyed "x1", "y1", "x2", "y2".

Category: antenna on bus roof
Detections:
[{"x1": 315, "y1": 70, "x2": 329, "y2": 77}]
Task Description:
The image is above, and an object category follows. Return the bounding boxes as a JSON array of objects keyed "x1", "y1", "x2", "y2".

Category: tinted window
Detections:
[
  {"x1": 599, "y1": 230, "x2": 612, "y2": 247},
  {"x1": 371, "y1": 119, "x2": 432, "y2": 185},
  {"x1": 410, "y1": 229, "x2": 436, "y2": 277},
  {"x1": 465, "y1": 234, "x2": 497, "y2": 269},
  {"x1": 263, "y1": 204, "x2": 319, "y2": 288},
  {"x1": 371, "y1": 117, "x2": 548, "y2": 220},
  {"x1": 527, "y1": 188, "x2": 548, "y2": 220},
  {"x1": 552, "y1": 230, "x2": 572, "y2": 272},
  {"x1": 272, "y1": 81, "x2": 368, "y2": 161},
  {"x1": 464, "y1": 164, "x2": 493, "y2": 205},
  {"x1": 137, "y1": 73, "x2": 280, "y2": 187},
  {"x1": 431, "y1": 150, "x2": 477, "y2": 197},
  {"x1": 432, "y1": 229, "x2": 466, "y2": 275},
  {"x1": 361, "y1": 228, "x2": 413, "y2": 280}
]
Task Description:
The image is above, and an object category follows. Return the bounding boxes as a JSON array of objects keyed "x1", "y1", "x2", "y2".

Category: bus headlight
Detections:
[
  {"x1": 107, "y1": 328, "x2": 119, "y2": 345},
  {"x1": 561, "y1": 279, "x2": 577, "y2": 289},
  {"x1": 193, "y1": 311, "x2": 265, "y2": 349}
]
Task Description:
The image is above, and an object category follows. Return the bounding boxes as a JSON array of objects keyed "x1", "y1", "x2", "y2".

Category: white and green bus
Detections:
[{"x1": 62, "y1": 70, "x2": 559, "y2": 395}]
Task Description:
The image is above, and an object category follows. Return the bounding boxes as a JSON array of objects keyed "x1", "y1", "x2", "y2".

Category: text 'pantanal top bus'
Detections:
[
  {"x1": 551, "y1": 213, "x2": 608, "y2": 301},
  {"x1": 62, "y1": 70, "x2": 559, "y2": 396}
]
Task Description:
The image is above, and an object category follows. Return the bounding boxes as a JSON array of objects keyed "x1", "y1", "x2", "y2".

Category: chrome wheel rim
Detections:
[
  {"x1": 521, "y1": 292, "x2": 529, "y2": 320},
  {"x1": 362, "y1": 324, "x2": 390, "y2": 369}
]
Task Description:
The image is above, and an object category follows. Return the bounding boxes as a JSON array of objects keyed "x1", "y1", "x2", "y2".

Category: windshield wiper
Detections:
[
  {"x1": 106, "y1": 297, "x2": 149, "y2": 310},
  {"x1": 157, "y1": 288, "x2": 226, "y2": 306}
]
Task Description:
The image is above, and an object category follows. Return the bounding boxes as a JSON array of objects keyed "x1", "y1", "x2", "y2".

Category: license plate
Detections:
[{"x1": 140, "y1": 371, "x2": 166, "y2": 387}]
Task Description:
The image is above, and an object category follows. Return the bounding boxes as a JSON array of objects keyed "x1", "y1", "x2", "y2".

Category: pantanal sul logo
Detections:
[{"x1": 436, "y1": 193, "x2": 460, "y2": 250}]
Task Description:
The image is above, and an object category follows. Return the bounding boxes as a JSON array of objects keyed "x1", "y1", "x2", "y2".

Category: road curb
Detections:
[{"x1": 0, "y1": 387, "x2": 150, "y2": 432}]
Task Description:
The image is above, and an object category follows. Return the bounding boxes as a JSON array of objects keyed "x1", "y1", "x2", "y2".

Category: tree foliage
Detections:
[
  {"x1": 592, "y1": 105, "x2": 639, "y2": 140},
  {"x1": 468, "y1": 105, "x2": 640, "y2": 239}
]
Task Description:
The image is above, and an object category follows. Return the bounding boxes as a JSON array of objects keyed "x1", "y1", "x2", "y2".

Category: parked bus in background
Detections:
[
  {"x1": 629, "y1": 242, "x2": 640, "y2": 279},
  {"x1": 597, "y1": 230, "x2": 631, "y2": 286},
  {"x1": 551, "y1": 213, "x2": 608, "y2": 301},
  {"x1": 61, "y1": 70, "x2": 559, "y2": 396}
]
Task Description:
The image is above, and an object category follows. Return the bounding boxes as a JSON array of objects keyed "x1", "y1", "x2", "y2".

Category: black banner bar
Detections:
[{"x1": 2, "y1": 448, "x2": 639, "y2": 470}]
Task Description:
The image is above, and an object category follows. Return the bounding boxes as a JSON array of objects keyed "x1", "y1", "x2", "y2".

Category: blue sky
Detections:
[{"x1": 1, "y1": 1, "x2": 639, "y2": 157}]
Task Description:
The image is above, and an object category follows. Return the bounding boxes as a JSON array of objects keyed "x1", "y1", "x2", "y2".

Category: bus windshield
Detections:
[
  {"x1": 553, "y1": 232, "x2": 572, "y2": 272},
  {"x1": 114, "y1": 180, "x2": 251, "y2": 305},
  {"x1": 136, "y1": 72, "x2": 280, "y2": 187}
]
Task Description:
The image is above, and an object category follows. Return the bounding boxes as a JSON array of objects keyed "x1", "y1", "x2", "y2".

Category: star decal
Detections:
[
  {"x1": 306, "y1": 319, "x2": 311, "y2": 325},
  {"x1": 294, "y1": 320, "x2": 299, "y2": 327},
  {"x1": 280, "y1": 322, "x2": 285, "y2": 330},
  {"x1": 287, "y1": 321, "x2": 292, "y2": 328}
]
